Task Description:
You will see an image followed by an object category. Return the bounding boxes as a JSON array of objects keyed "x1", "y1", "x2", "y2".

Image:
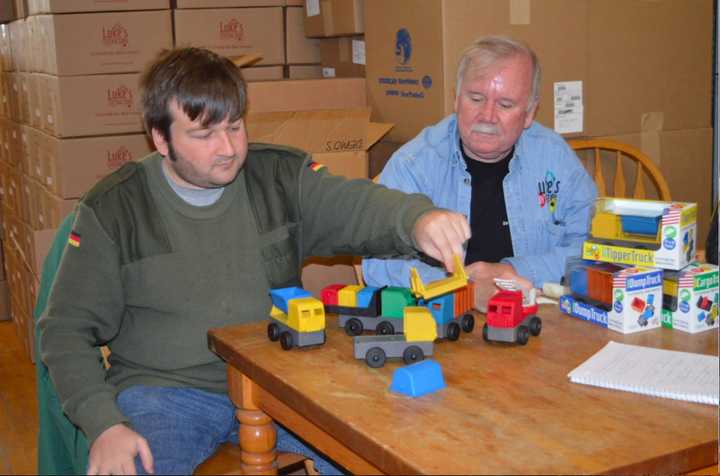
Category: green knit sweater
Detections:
[{"x1": 39, "y1": 145, "x2": 436, "y2": 444}]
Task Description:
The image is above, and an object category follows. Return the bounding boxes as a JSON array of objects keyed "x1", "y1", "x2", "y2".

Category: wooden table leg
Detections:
[{"x1": 227, "y1": 367, "x2": 277, "y2": 475}]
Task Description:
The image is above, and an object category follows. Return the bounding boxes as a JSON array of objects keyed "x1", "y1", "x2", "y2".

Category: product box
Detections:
[
  {"x1": 364, "y1": 0, "x2": 712, "y2": 143},
  {"x1": 246, "y1": 77, "x2": 366, "y2": 113},
  {"x1": 560, "y1": 259, "x2": 664, "y2": 334},
  {"x1": 661, "y1": 263, "x2": 719, "y2": 333},
  {"x1": 241, "y1": 65, "x2": 284, "y2": 82},
  {"x1": 35, "y1": 11, "x2": 172, "y2": 76},
  {"x1": 174, "y1": 8, "x2": 284, "y2": 66},
  {"x1": 39, "y1": 73, "x2": 144, "y2": 138},
  {"x1": 39, "y1": 132, "x2": 152, "y2": 199},
  {"x1": 285, "y1": 6, "x2": 321, "y2": 64},
  {"x1": 27, "y1": 0, "x2": 168, "y2": 14},
  {"x1": 319, "y1": 35, "x2": 365, "y2": 78},
  {"x1": 583, "y1": 198, "x2": 697, "y2": 271},
  {"x1": 175, "y1": 0, "x2": 283, "y2": 7},
  {"x1": 304, "y1": 0, "x2": 363, "y2": 37},
  {"x1": 287, "y1": 65, "x2": 322, "y2": 79}
]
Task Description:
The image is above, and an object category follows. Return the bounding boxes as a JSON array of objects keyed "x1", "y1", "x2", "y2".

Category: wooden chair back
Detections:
[{"x1": 568, "y1": 138, "x2": 671, "y2": 201}]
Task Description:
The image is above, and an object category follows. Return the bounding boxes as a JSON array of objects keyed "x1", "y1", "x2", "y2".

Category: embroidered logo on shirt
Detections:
[
  {"x1": 308, "y1": 161, "x2": 325, "y2": 172},
  {"x1": 68, "y1": 231, "x2": 81, "y2": 248},
  {"x1": 537, "y1": 170, "x2": 560, "y2": 213}
]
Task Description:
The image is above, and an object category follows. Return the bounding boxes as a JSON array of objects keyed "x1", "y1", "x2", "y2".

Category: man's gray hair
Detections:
[{"x1": 455, "y1": 36, "x2": 541, "y2": 111}]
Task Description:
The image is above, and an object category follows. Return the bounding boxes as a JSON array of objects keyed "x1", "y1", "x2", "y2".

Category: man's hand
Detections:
[
  {"x1": 467, "y1": 262, "x2": 533, "y2": 311},
  {"x1": 412, "y1": 210, "x2": 471, "y2": 273},
  {"x1": 87, "y1": 424, "x2": 154, "y2": 475}
]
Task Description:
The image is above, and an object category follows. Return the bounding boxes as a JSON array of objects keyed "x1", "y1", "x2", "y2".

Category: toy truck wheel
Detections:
[
  {"x1": 529, "y1": 316, "x2": 542, "y2": 336},
  {"x1": 267, "y1": 323, "x2": 280, "y2": 342},
  {"x1": 460, "y1": 314, "x2": 475, "y2": 333},
  {"x1": 376, "y1": 321, "x2": 395, "y2": 335},
  {"x1": 365, "y1": 347, "x2": 386, "y2": 368},
  {"x1": 345, "y1": 318, "x2": 363, "y2": 336},
  {"x1": 482, "y1": 323, "x2": 490, "y2": 342},
  {"x1": 402, "y1": 345, "x2": 425, "y2": 365},
  {"x1": 516, "y1": 325, "x2": 530, "y2": 345},
  {"x1": 447, "y1": 321, "x2": 461, "y2": 341},
  {"x1": 280, "y1": 331, "x2": 294, "y2": 350}
]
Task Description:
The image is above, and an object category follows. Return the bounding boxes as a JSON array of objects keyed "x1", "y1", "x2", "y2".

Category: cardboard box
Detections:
[
  {"x1": 365, "y1": 0, "x2": 712, "y2": 143},
  {"x1": 0, "y1": 2, "x2": 17, "y2": 24},
  {"x1": 40, "y1": 73, "x2": 144, "y2": 138},
  {"x1": 285, "y1": 6, "x2": 321, "y2": 64},
  {"x1": 287, "y1": 64, "x2": 322, "y2": 79},
  {"x1": 662, "y1": 263, "x2": 719, "y2": 334},
  {"x1": 240, "y1": 65, "x2": 284, "y2": 82},
  {"x1": 174, "y1": 8, "x2": 284, "y2": 66},
  {"x1": 39, "y1": 189, "x2": 77, "y2": 231},
  {"x1": 304, "y1": 0, "x2": 363, "y2": 37},
  {"x1": 560, "y1": 262, "x2": 663, "y2": 334},
  {"x1": 301, "y1": 256, "x2": 359, "y2": 298},
  {"x1": 583, "y1": 198, "x2": 698, "y2": 271},
  {"x1": 175, "y1": 0, "x2": 283, "y2": 7},
  {"x1": 28, "y1": 0, "x2": 168, "y2": 14},
  {"x1": 319, "y1": 35, "x2": 365, "y2": 78},
  {"x1": 246, "y1": 77, "x2": 366, "y2": 113},
  {"x1": 40, "y1": 132, "x2": 153, "y2": 199},
  {"x1": 0, "y1": 24, "x2": 13, "y2": 72},
  {"x1": 37, "y1": 10, "x2": 172, "y2": 76}
]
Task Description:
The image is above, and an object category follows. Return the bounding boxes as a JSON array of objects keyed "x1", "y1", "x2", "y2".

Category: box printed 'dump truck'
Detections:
[
  {"x1": 560, "y1": 258, "x2": 663, "y2": 334},
  {"x1": 583, "y1": 198, "x2": 697, "y2": 271},
  {"x1": 662, "y1": 262, "x2": 719, "y2": 333}
]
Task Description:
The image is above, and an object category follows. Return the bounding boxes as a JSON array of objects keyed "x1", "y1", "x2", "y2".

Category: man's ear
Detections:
[
  {"x1": 524, "y1": 102, "x2": 539, "y2": 129},
  {"x1": 151, "y1": 128, "x2": 169, "y2": 157}
]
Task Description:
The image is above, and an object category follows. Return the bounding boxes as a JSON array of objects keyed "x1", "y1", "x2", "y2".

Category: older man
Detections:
[{"x1": 363, "y1": 36, "x2": 596, "y2": 298}]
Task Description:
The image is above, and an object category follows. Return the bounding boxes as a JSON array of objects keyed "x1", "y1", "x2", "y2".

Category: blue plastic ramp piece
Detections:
[
  {"x1": 269, "y1": 287, "x2": 312, "y2": 314},
  {"x1": 390, "y1": 359, "x2": 446, "y2": 397}
]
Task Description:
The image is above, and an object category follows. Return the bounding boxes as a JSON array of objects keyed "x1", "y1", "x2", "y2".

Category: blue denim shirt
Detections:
[{"x1": 363, "y1": 114, "x2": 597, "y2": 288}]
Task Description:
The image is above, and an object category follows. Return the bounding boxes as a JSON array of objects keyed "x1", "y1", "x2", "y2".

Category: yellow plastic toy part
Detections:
[
  {"x1": 410, "y1": 255, "x2": 468, "y2": 300},
  {"x1": 338, "y1": 284, "x2": 363, "y2": 307},
  {"x1": 403, "y1": 306, "x2": 438, "y2": 342},
  {"x1": 270, "y1": 297, "x2": 325, "y2": 332}
]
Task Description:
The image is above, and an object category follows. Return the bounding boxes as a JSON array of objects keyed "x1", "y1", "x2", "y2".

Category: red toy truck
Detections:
[{"x1": 483, "y1": 279, "x2": 542, "y2": 345}]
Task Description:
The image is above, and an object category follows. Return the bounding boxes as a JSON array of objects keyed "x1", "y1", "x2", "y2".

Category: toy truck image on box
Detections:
[
  {"x1": 267, "y1": 287, "x2": 326, "y2": 350},
  {"x1": 583, "y1": 198, "x2": 697, "y2": 270},
  {"x1": 483, "y1": 279, "x2": 542, "y2": 345},
  {"x1": 354, "y1": 306, "x2": 437, "y2": 368},
  {"x1": 321, "y1": 256, "x2": 475, "y2": 340},
  {"x1": 559, "y1": 258, "x2": 663, "y2": 333},
  {"x1": 661, "y1": 262, "x2": 719, "y2": 333}
]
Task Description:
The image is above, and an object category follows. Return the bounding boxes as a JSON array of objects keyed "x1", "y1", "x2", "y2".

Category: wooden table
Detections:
[{"x1": 208, "y1": 305, "x2": 719, "y2": 474}]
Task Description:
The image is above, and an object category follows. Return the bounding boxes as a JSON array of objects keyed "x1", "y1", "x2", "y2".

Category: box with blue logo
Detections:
[
  {"x1": 661, "y1": 262, "x2": 719, "y2": 333},
  {"x1": 560, "y1": 259, "x2": 663, "y2": 333},
  {"x1": 582, "y1": 198, "x2": 697, "y2": 271}
]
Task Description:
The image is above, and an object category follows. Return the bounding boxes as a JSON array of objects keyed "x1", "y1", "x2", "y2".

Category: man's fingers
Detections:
[
  {"x1": 86, "y1": 463, "x2": 98, "y2": 476},
  {"x1": 137, "y1": 439, "x2": 155, "y2": 475}
]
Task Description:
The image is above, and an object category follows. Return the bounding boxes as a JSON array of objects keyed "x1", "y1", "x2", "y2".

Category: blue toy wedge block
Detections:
[
  {"x1": 390, "y1": 359, "x2": 446, "y2": 397},
  {"x1": 269, "y1": 287, "x2": 312, "y2": 313}
]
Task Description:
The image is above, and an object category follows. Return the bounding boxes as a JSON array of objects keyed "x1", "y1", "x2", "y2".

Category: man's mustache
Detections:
[{"x1": 470, "y1": 123, "x2": 500, "y2": 135}]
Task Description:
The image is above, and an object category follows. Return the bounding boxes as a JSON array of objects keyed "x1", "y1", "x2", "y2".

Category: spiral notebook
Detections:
[{"x1": 567, "y1": 341, "x2": 719, "y2": 405}]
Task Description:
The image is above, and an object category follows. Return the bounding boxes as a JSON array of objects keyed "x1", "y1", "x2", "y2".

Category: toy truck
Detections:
[
  {"x1": 354, "y1": 306, "x2": 437, "y2": 368},
  {"x1": 322, "y1": 256, "x2": 475, "y2": 340},
  {"x1": 483, "y1": 279, "x2": 541, "y2": 345},
  {"x1": 267, "y1": 287, "x2": 326, "y2": 350}
]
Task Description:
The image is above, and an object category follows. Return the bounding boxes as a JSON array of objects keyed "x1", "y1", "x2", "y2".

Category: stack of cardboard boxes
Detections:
[
  {"x1": 303, "y1": 0, "x2": 366, "y2": 80},
  {"x1": 0, "y1": 0, "x2": 172, "y2": 358},
  {"x1": 363, "y1": 0, "x2": 714, "y2": 239},
  {"x1": 174, "y1": 0, "x2": 323, "y2": 81}
]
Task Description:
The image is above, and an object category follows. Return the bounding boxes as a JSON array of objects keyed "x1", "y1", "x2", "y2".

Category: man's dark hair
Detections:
[{"x1": 140, "y1": 47, "x2": 247, "y2": 142}]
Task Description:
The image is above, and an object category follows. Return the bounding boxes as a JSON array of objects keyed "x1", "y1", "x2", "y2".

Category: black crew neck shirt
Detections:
[{"x1": 461, "y1": 141, "x2": 515, "y2": 265}]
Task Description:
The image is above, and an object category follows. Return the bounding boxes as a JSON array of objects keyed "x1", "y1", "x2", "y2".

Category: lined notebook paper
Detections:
[{"x1": 568, "y1": 341, "x2": 719, "y2": 405}]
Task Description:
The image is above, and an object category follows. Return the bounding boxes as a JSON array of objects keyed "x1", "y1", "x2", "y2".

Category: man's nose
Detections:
[
  {"x1": 476, "y1": 99, "x2": 497, "y2": 123},
  {"x1": 216, "y1": 130, "x2": 236, "y2": 157}
]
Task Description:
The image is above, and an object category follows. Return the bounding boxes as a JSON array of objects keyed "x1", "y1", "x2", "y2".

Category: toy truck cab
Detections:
[
  {"x1": 268, "y1": 287, "x2": 326, "y2": 350},
  {"x1": 483, "y1": 280, "x2": 541, "y2": 345}
]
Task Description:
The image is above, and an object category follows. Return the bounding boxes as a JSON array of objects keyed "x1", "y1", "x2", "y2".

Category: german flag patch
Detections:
[
  {"x1": 68, "y1": 231, "x2": 81, "y2": 248},
  {"x1": 308, "y1": 161, "x2": 325, "y2": 172}
]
